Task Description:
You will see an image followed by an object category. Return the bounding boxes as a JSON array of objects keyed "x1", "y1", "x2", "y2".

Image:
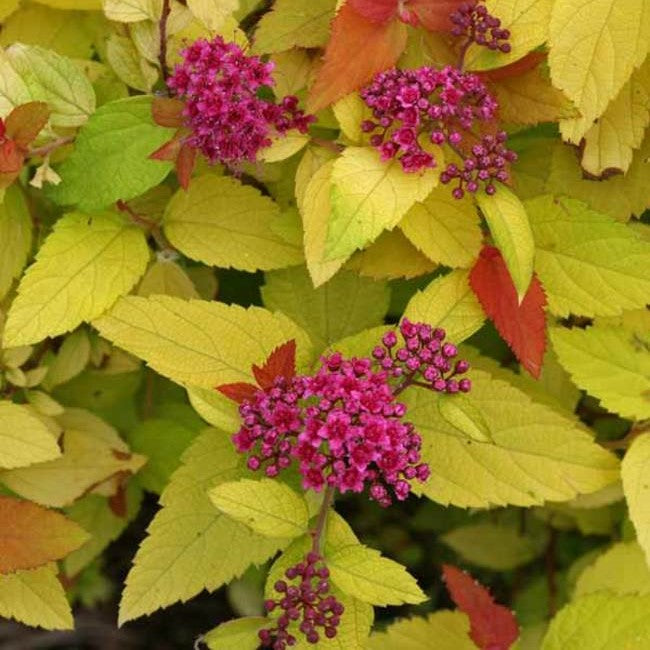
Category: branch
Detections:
[
  {"x1": 159, "y1": 0, "x2": 172, "y2": 82},
  {"x1": 28, "y1": 136, "x2": 74, "y2": 158}
]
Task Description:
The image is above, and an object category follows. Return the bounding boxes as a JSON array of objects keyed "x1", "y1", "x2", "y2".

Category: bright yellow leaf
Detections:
[{"x1": 622, "y1": 434, "x2": 650, "y2": 568}]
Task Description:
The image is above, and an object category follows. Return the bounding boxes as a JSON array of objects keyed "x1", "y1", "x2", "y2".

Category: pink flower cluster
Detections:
[
  {"x1": 451, "y1": 1, "x2": 512, "y2": 53},
  {"x1": 260, "y1": 552, "x2": 343, "y2": 648},
  {"x1": 167, "y1": 36, "x2": 313, "y2": 167},
  {"x1": 232, "y1": 321, "x2": 470, "y2": 507}
]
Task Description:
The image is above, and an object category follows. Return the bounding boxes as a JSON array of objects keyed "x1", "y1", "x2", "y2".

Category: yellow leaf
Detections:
[
  {"x1": 581, "y1": 58, "x2": 650, "y2": 176},
  {"x1": 137, "y1": 258, "x2": 200, "y2": 299},
  {"x1": 3, "y1": 212, "x2": 149, "y2": 347},
  {"x1": 259, "y1": 132, "x2": 310, "y2": 163},
  {"x1": 103, "y1": 0, "x2": 160, "y2": 22},
  {"x1": 0, "y1": 48, "x2": 31, "y2": 118},
  {"x1": 0, "y1": 564, "x2": 73, "y2": 630},
  {"x1": 271, "y1": 49, "x2": 313, "y2": 98},
  {"x1": 203, "y1": 617, "x2": 267, "y2": 650},
  {"x1": 94, "y1": 295, "x2": 313, "y2": 388},
  {"x1": 549, "y1": 0, "x2": 650, "y2": 143},
  {"x1": 0, "y1": 0, "x2": 20, "y2": 21},
  {"x1": 327, "y1": 146, "x2": 438, "y2": 263},
  {"x1": 400, "y1": 186, "x2": 481, "y2": 268},
  {"x1": 404, "y1": 270, "x2": 485, "y2": 343},
  {"x1": 333, "y1": 92, "x2": 372, "y2": 145},
  {"x1": 42, "y1": 329, "x2": 91, "y2": 391},
  {"x1": 622, "y1": 433, "x2": 650, "y2": 568},
  {"x1": 35, "y1": 0, "x2": 101, "y2": 7},
  {"x1": 465, "y1": 0, "x2": 553, "y2": 71},
  {"x1": 0, "y1": 184, "x2": 32, "y2": 301},
  {"x1": 0, "y1": 402, "x2": 61, "y2": 470},
  {"x1": 106, "y1": 33, "x2": 159, "y2": 92},
  {"x1": 187, "y1": 0, "x2": 238, "y2": 31}
]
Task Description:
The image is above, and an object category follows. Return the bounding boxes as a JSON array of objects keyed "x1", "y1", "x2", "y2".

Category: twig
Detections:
[
  {"x1": 115, "y1": 199, "x2": 176, "y2": 253},
  {"x1": 159, "y1": 0, "x2": 172, "y2": 82},
  {"x1": 28, "y1": 136, "x2": 74, "y2": 158},
  {"x1": 311, "y1": 486, "x2": 336, "y2": 554}
]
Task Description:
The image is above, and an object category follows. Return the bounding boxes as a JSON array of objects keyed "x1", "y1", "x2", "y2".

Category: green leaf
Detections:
[
  {"x1": 0, "y1": 184, "x2": 32, "y2": 300},
  {"x1": 541, "y1": 593, "x2": 650, "y2": 649},
  {"x1": 209, "y1": 478, "x2": 309, "y2": 539},
  {"x1": 203, "y1": 617, "x2": 267, "y2": 650},
  {"x1": 0, "y1": 402, "x2": 60, "y2": 469},
  {"x1": 128, "y1": 418, "x2": 197, "y2": 494},
  {"x1": 551, "y1": 325, "x2": 650, "y2": 420},
  {"x1": 119, "y1": 430, "x2": 286, "y2": 624},
  {"x1": 252, "y1": 0, "x2": 336, "y2": 54},
  {"x1": 3, "y1": 211, "x2": 149, "y2": 347},
  {"x1": 4, "y1": 43, "x2": 95, "y2": 127},
  {"x1": 527, "y1": 195, "x2": 650, "y2": 317},
  {"x1": 328, "y1": 544, "x2": 426, "y2": 606},
  {"x1": 574, "y1": 542, "x2": 650, "y2": 598},
  {"x1": 48, "y1": 96, "x2": 174, "y2": 211},
  {"x1": 94, "y1": 295, "x2": 314, "y2": 388},
  {"x1": 261, "y1": 266, "x2": 390, "y2": 352},
  {"x1": 404, "y1": 370, "x2": 620, "y2": 508},
  {"x1": 441, "y1": 523, "x2": 546, "y2": 570},
  {"x1": 326, "y1": 147, "x2": 438, "y2": 263},
  {"x1": 368, "y1": 611, "x2": 475, "y2": 650},
  {"x1": 0, "y1": 564, "x2": 73, "y2": 630},
  {"x1": 400, "y1": 187, "x2": 482, "y2": 268},
  {"x1": 403, "y1": 270, "x2": 485, "y2": 343},
  {"x1": 476, "y1": 185, "x2": 534, "y2": 299},
  {"x1": 622, "y1": 433, "x2": 650, "y2": 569},
  {"x1": 163, "y1": 175, "x2": 303, "y2": 272},
  {"x1": 42, "y1": 329, "x2": 91, "y2": 390}
]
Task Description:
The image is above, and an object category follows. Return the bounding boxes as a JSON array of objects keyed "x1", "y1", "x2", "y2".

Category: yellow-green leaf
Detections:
[
  {"x1": 549, "y1": 0, "x2": 650, "y2": 143},
  {"x1": 137, "y1": 258, "x2": 200, "y2": 299},
  {"x1": 0, "y1": 0, "x2": 20, "y2": 21},
  {"x1": 0, "y1": 402, "x2": 60, "y2": 470},
  {"x1": 187, "y1": 0, "x2": 238, "y2": 31},
  {"x1": 326, "y1": 146, "x2": 438, "y2": 263},
  {"x1": 163, "y1": 175, "x2": 303, "y2": 272},
  {"x1": 0, "y1": 184, "x2": 31, "y2": 301},
  {"x1": 551, "y1": 325, "x2": 650, "y2": 420},
  {"x1": 209, "y1": 478, "x2": 309, "y2": 539},
  {"x1": 405, "y1": 371, "x2": 620, "y2": 508},
  {"x1": 0, "y1": 564, "x2": 73, "y2": 630},
  {"x1": 403, "y1": 270, "x2": 485, "y2": 343},
  {"x1": 476, "y1": 185, "x2": 534, "y2": 299},
  {"x1": 622, "y1": 434, "x2": 650, "y2": 569},
  {"x1": 400, "y1": 187, "x2": 482, "y2": 268},
  {"x1": 3, "y1": 211, "x2": 149, "y2": 347},
  {"x1": 203, "y1": 617, "x2": 267, "y2": 650},
  {"x1": 103, "y1": 0, "x2": 160, "y2": 22},
  {"x1": 106, "y1": 33, "x2": 159, "y2": 92},
  {"x1": 35, "y1": 0, "x2": 101, "y2": 7},
  {"x1": 94, "y1": 295, "x2": 313, "y2": 388},
  {"x1": 42, "y1": 329, "x2": 91, "y2": 391}
]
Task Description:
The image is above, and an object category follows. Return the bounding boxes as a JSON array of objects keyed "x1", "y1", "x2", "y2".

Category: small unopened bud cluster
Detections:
[
  {"x1": 260, "y1": 552, "x2": 344, "y2": 648},
  {"x1": 451, "y1": 0, "x2": 512, "y2": 53},
  {"x1": 167, "y1": 36, "x2": 313, "y2": 168},
  {"x1": 373, "y1": 318, "x2": 472, "y2": 394},
  {"x1": 440, "y1": 131, "x2": 518, "y2": 198}
]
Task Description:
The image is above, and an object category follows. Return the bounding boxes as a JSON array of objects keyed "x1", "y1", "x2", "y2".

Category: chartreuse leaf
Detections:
[
  {"x1": 404, "y1": 370, "x2": 620, "y2": 508},
  {"x1": 252, "y1": 0, "x2": 337, "y2": 54},
  {"x1": 400, "y1": 187, "x2": 482, "y2": 268},
  {"x1": 209, "y1": 478, "x2": 309, "y2": 539},
  {"x1": 441, "y1": 523, "x2": 546, "y2": 570},
  {"x1": 0, "y1": 0, "x2": 20, "y2": 21},
  {"x1": 326, "y1": 147, "x2": 438, "y2": 264},
  {"x1": 186, "y1": 0, "x2": 238, "y2": 31},
  {"x1": 103, "y1": 0, "x2": 160, "y2": 22},
  {"x1": 203, "y1": 617, "x2": 267, "y2": 650},
  {"x1": 137, "y1": 259, "x2": 200, "y2": 300},
  {"x1": 106, "y1": 33, "x2": 159, "y2": 92},
  {"x1": 261, "y1": 266, "x2": 389, "y2": 351},
  {"x1": 527, "y1": 195, "x2": 650, "y2": 316},
  {"x1": 163, "y1": 175, "x2": 303, "y2": 272},
  {"x1": 3, "y1": 211, "x2": 149, "y2": 347},
  {"x1": 574, "y1": 542, "x2": 650, "y2": 598},
  {"x1": 35, "y1": 0, "x2": 101, "y2": 7},
  {"x1": 476, "y1": 186, "x2": 534, "y2": 300},
  {"x1": 0, "y1": 184, "x2": 31, "y2": 300},
  {"x1": 403, "y1": 270, "x2": 485, "y2": 343},
  {"x1": 541, "y1": 593, "x2": 650, "y2": 649},
  {"x1": 4, "y1": 43, "x2": 95, "y2": 127},
  {"x1": 551, "y1": 325, "x2": 650, "y2": 420},
  {"x1": 0, "y1": 564, "x2": 73, "y2": 630},
  {"x1": 94, "y1": 296, "x2": 313, "y2": 388},
  {"x1": 42, "y1": 329, "x2": 91, "y2": 391},
  {"x1": 549, "y1": 0, "x2": 650, "y2": 144},
  {"x1": 368, "y1": 611, "x2": 475, "y2": 650},
  {"x1": 48, "y1": 96, "x2": 174, "y2": 210},
  {"x1": 0, "y1": 402, "x2": 61, "y2": 469},
  {"x1": 119, "y1": 430, "x2": 286, "y2": 624},
  {"x1": 582, "y1": 58, "x2": 650, "y2": 175},
  {"x1": 622, "y1": 434, "x2": 650, "y2": 568},
  {"x1": 0, "y1": 495, "x2": 89, "y2": 574}
]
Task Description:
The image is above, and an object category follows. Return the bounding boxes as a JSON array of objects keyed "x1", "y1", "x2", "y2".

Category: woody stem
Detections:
[{"x1": 159, "y1": 0, "x2": 172, "y2": 81}]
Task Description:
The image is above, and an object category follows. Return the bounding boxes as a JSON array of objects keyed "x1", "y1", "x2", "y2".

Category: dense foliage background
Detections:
[{"x1": 0, "y1": 0, "x2": 649, "y2": 648}]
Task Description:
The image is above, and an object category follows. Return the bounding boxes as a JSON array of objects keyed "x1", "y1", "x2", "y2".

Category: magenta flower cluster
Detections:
[
  {"x1": 451, "y1": 0, "x2": 512, "y2": 53},
  {"x1": 260, "y1": 552, "x2": 344, "y2": 648},
  {"x1": 167, "y1": 36, "x2": 313, "y2": 167},
  {"x1": 232, "y1": 320, "x2": 470, "y2": 507}
]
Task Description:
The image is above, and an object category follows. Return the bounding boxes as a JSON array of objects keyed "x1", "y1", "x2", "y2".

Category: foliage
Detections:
[{"x1": 0, "y1": 0, "x2": 648, "y2": 648}]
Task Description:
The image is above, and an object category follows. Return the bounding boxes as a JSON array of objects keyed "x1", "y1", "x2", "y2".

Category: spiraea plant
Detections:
[{"x1": 0, "y1": 0, "x2": 649, "y2": 649}]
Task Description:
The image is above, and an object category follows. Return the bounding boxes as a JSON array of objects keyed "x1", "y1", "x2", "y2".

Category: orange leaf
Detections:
[
  {"x1": 5, "y1": 101, "x2": 50, "y2": 149},
  {"x1": 252, "y1": 340, "x2": 297, "y2": 390},
  {"x1": 477, "y1": 51, "x2": 545, "y2": 83},
  {"x1": 217, "y1": 382, "x2": 259, "y2": 404},
  {"x1": 0, "y1": 139, "x2": 24, "y2": 174},
  {"x1": 176, "y1": 143, "x2": 197, "y2": 190},
  {"x1": 0, "y1": 496, "x2": 89, "y2": 574},
  {"x1": 150, "y1": 134, "x2": 184, "y2": 161},
  {"x1": 152, "y1": 96, "x2": 185, "y2": 128},
  {"x1": 409, "y1": 0, "x2": 466, "y2": 31},
  {"x1": 308, "y1": 3, "x2": 407, "y2": 112},
  {"x1": 348, "y1": 0, "x2": 398, "y2": 23}
]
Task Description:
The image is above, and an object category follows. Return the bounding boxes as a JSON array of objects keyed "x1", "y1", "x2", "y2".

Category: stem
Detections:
[
  {"x1": 601, "y1": 421, "x2": 649, "y2": 450},
  {"x1": 311, "y1": 486, "x2": 335, "y2": 554},
  {"x1": 158, "y1": 0, "x2": 172, "y2": 82},
  {"x1": 29, "y1": 136, "x2": 74, "y2": 158},
  {"x1": 457, "y1": 39, "x2": 472, "y2": 71},
  {"x1": 310, "y1": 137, "x2": 344, "y2": 155},
  {"x1": 116, "y1": 199, "x2": 175, "y2": 253}
]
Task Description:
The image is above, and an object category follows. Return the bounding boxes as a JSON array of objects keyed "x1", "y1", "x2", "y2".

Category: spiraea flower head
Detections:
[{"x1": 167, "y1": 36, "x2": 313, "y2": 167}]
